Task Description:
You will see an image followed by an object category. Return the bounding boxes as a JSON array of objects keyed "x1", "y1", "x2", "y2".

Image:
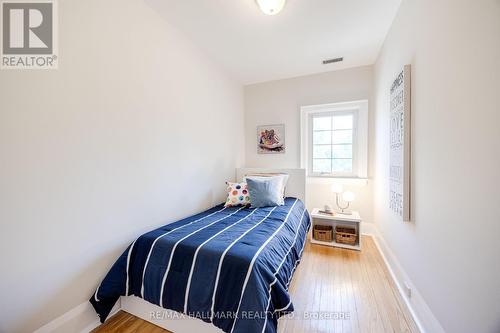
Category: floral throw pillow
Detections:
[{"x1": 225, "y1": 182, "x2": 251, "y2": 207}]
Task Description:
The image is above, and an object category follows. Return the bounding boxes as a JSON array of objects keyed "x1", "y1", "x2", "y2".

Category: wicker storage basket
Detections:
[
  {"x1": 335, "y1": 226, "x2": 357, "y2": 245},
  {"x1": 313, "y1": 224, "x2": 333, "y2": 242}
]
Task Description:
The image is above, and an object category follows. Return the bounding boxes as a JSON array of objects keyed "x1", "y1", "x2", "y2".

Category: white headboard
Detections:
[{"x1": 236, "y1": 168, "x2": 306, "y2": 202}]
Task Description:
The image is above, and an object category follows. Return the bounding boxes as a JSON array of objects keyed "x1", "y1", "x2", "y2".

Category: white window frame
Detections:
[{"x1": 300, "y1": 100, "x2": 368, "y2": 179}]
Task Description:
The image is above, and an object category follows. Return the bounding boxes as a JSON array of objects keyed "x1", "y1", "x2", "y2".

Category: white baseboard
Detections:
[
  {"x1": 365, "y1": 227, "x2": 445, "y2": 333},
  {"x1": 34, "y1": 299, "x2": 121, "y2": 333},
  {"x1": 361, "y1": 220, "x2": 377, "y2": 236}
]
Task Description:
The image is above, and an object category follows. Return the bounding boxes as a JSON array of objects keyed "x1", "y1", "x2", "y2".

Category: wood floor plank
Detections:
[
  {"x1": 341, "y1": 248, "x2": 360, "y2": 333},
  {"x1": 349, "y1": 239, "x2": 386, "y2": 333},
  {"x1": 93, "y1": 236, "x2": 419, "y2": 333},
  {"x1": 91, "y1": 311, "x2": 170, "y2": 333}
]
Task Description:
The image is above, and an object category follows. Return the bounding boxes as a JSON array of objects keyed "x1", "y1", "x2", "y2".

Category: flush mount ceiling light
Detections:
[{"x1": 256, "y1": 0, "x2": 286, "y2": 15}]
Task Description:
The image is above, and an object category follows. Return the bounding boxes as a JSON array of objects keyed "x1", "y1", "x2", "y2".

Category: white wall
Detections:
[
  {"x1": 244, "y1": 66, "x2": 375, "y2": 223},
  {"x1": 0, "y1": 1, "x2": 244, "y2": 332},
  {"x1": 373, "y1": 1, "x2": 500, "y2": 332}
]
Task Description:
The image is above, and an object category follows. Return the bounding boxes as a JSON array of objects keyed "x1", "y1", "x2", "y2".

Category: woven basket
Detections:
[
  {"x1": 313, "y1": 224, "x2": 333, "y2": 242},
  {"x1": 335, "y1": 226, "x2": 357, "y2": 245}
]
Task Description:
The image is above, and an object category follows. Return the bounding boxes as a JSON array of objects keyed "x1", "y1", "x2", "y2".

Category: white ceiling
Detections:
[{"x1": 146, "y1": 0, "x2": 402, "y2": 84}]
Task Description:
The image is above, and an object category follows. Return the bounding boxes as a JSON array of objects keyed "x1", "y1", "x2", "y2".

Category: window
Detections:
[
  {"x1": 311, "y1": 111, "x2": 356, "y2": 176},
  {"x1": 301, "y1": 101, "x2": 368, "y2": 178}
]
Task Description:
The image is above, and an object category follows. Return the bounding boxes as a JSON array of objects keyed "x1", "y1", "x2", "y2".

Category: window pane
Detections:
[
  {"x1": 332, "y1": 130, "x2": 352, "y2": 144},
  {"x1": 333, "y1": 115, "x2": 353, "y2": 130},
  {"x1": 332, "y1": 159, "x2": 352, "y2": 172},
  {"x1": 313, "y1": 116, "x2": 331, "y2": 130},
  {"x1": 313, "y1": 145, "x2": 331, "y2": 158},
  {"x1": 313, "y1": 159, "x2": 331, "y2": 173},
  {"x1": 332, "y1": 144, "x2": 352, "y2": 158},
  {"x1": 313, "y1": 131, "x2": 331, "y2": 144}
]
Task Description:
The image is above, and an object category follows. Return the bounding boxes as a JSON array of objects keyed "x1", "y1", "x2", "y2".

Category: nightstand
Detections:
[{"x1": 310, "y1": 208, "x2": 362, "y2": 251}]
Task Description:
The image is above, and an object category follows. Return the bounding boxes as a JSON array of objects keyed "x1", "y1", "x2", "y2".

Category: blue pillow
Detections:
[{"x1": 246, "y1": 177, "x2": 284, "y2": 208}]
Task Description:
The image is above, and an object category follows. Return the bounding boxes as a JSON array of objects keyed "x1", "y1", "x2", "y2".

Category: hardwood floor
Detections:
[
  {"x1": 93, "y1": 236, "x2": 419, "y2": 333},
  {"x1": 277, "y1": 236, "x2": 419, "y2": 333},
  {"x1": 91, "y1": 310, "x2": 168, "y2": 333}
]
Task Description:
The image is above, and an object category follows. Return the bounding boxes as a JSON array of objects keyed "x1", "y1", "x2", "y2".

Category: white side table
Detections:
[{"x1": 310, "y1": 208, "x2": 362, "y2": 251}]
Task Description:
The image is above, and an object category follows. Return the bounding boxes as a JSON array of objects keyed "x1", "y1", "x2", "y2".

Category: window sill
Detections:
[{"x1": 306, "y1": 176, "x2": 369, "y2": 186}]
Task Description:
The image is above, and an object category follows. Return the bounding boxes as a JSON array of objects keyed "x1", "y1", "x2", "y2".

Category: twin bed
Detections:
[{"x1": 90, "y1": 168, "x2": 310, "y2": 333}]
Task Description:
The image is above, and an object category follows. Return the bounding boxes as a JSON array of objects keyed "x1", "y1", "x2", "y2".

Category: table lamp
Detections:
[{"x1": 331, "y1": 183, "x2": 355, "y2": 215}]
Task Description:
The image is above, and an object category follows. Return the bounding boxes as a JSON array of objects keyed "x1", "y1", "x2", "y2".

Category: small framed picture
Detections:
[{"x1": 257, "y1": 124, "x2": 285, "y2": 154}]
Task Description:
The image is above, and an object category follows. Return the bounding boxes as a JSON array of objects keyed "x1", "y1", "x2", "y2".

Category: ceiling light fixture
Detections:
[{"x1": 256, "y1": 0, "x2": 286, "y2": 15}]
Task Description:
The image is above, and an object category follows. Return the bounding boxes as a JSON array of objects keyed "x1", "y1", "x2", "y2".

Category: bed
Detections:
[{"x1": 90, "y1": 168, "x2": 309, "y2": 333}]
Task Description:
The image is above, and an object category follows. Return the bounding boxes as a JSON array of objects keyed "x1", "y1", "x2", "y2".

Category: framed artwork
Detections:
[
  {"x1": 257, "y1": 124, "x2": 285, "y2": 154},
  {"x1": 389, "y1": 65, "x2": 411, "y2": 221}
]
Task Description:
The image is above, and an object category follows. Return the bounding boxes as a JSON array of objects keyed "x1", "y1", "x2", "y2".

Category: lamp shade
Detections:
[
  {"x1": 256, "y1": 0, "x2": 286, "y2": 15},
  {"x1": 331, "y1": 183, "x2": 344, "y2": 194},
  {"x1": 342, "y1": 191, "x2": 355, "y2": 202}
]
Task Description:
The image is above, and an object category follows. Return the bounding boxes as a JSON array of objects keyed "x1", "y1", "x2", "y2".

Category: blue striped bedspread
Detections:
[{"x1": 90, "y1": 197, "x2": 310, "y2": 333}]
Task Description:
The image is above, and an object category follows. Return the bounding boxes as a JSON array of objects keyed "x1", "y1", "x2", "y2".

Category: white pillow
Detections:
[{"x1": 244, "y1": 173, "x2": 289, "y2": 199}]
